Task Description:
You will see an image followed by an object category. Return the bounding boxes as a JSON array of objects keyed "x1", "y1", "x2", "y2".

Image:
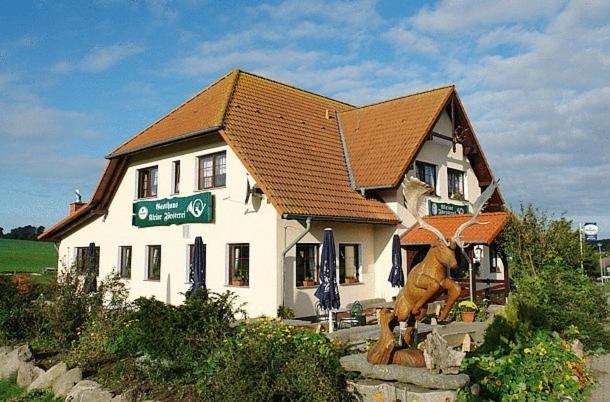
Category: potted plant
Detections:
[
  {"x1": 344, "y1": 276, "x2": 358, "y2": 284},
  {"x1": 458, "y1": 300, "x2": 478, "y2": 323},
  {"x1": 451, "y1": 192, "x2": 465, "y2": 201},
  {"x1": 231, "y1": 263, "x2": 248, "y2": 286},
  {"x1": 302, "y1": 277, "x2": 316, "y2": 287}
]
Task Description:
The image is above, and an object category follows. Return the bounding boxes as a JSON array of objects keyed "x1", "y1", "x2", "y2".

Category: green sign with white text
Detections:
[
  {"x1": 428, "y1": 200, "x2": 469, "y2": 216},
  {"x1": 132, "y1": 193, "x2": 213, "y2": 227}
]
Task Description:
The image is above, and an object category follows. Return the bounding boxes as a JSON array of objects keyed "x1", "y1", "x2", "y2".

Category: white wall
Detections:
[{"x1": 58, "y1": 135, "x2": 280, "y2": 317}]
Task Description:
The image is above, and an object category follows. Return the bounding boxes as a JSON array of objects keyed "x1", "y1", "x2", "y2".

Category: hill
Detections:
[{"x1": 0, "y1": 239, "x2": 57, "y2": 273}]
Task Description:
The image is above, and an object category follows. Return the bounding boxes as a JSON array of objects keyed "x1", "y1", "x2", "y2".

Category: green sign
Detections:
[
  {"x1": 428, "y1": 200, "x2": 469, "y2": 216},
  {"x1": 133, "y1": 193, "x2": 213, "y2": 227}
]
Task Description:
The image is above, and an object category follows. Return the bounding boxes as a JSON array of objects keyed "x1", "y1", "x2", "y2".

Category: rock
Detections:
[
  {"x1": 347, "y1": 379, "x2": 457, "y2": 402},
  {"x1": 340, "y1": 353, "x2": 469, "y2": 390},
  {"x1": 52, "y1": 367, "x2": 82, "y2": 398},
  {"x1": 0, "y1": 344, "x2": 32, "y2": 379},
  {"x1": 66, "y1": 380, "x2": 114, "y2": 402},
  {"x1": 16, "y1": 362, "x2": 45, "y2": 388},
  {"x1": 27, "y1": 361, "x2": 67, "y2": 392},
  {"x1": 0, "y1": 346, "x2": 14, "y2": 357},
  {"x1": 571, "y1": 339, "x2": 584, "y2": 359},
  {"x1": 470, "y1": 383, "x2": 481, "y2": 395},
  {"x1": 424, "y1": 331, "x2": 465, "y2": 375}
]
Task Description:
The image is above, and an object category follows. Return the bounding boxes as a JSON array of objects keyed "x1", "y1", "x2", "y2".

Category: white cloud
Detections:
[
  {"x1": 382, "y1": 27, "x2": 440, "y2": 55},
  {"x1": 410, "y1": 0, "x2": 565, "y2": 32},
  {"x1": 53, "y1": 43, "x2": 144, "y2": 73}
]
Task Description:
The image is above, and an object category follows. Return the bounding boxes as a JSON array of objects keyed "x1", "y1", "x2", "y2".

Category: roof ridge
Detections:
[
  {"x1": 108, "y1": 69, "x2": 239, "y2": 157},
  {"x1": 238, "y1": 70, "x2": 356, "y2": 109},
  {"x1": 345, "y1": 84, "x2": 455, "y2": 113}
]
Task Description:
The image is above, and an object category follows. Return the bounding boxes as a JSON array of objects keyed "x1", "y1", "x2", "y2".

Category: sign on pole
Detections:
[
  {"x1": 583, "y1": 222, "x2": 599, "y2": 243},
  {"x1": 133, "y1": 193, "x2": 213, "y2": 227}
]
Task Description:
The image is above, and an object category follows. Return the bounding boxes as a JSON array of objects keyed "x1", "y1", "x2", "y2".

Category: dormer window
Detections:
[
  {"x1": 415, "y1": 162, "x2": 437, "y2": 191},
  {"x1": 138, "y1": 166, "x2": 158, "y2": 199}
]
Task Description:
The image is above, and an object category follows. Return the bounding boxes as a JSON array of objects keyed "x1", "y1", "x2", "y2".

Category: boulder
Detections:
[
  {"x1": 0, "y1": 344, "x2": 32, "y2": 379},
  {"x1": 571, "y1": 339, "x2": 584, "y2": 359},
  {"x1": 27, "y1": 361, "x2": 67, "y2": 392},
  {"x1": 340, "y1": 353, "x2": 469, "y2": 390},
  {"x1": 52, "y1": 367, "x2": 82, "y2": 398},
  {"x1": 424, "y1": 331, "x2": 465, "y2": 375},
  {"x1": 16, "y1": 362, "x2": 45, "y2": 388},
  {"x1": 66, "y1": 380, "x2": 114, "y2": 402},
  {"x1": 347, "y1": 379, "x2": 457, "y2": 402},
  {"x1": 0, "y1": 346, "x2": 14, "y2": 356}
]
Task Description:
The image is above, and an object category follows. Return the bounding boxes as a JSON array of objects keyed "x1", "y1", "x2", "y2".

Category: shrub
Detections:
[
  {"x1": 459, "y1": 328, "x2": 593, "y2": 401},
  {"x1": 0, "y1": 275, "x2": 48, "y2": 342},
  {"x1": 198, "y1": 318, "x2": 352, "y2": 401},
  {"x1": 114, "y1": 289, "x2": 244, "y2": 382}
]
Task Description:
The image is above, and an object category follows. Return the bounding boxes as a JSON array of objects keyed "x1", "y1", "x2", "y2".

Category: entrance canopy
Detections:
[{"x1": 401, "y1": 212, "x2": 510, "y2": 245}]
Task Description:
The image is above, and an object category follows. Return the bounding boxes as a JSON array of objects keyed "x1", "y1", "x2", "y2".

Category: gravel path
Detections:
[{"x1": 589, "y1": 353, "x2": 610, "y2": 402}]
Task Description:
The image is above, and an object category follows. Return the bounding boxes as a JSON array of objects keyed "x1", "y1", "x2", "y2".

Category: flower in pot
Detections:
[
  {"x1": 458, "y1": 300, "x2": 478, "y2": 323},
  {"x1": 451, "y1": 192, "x2": 465, "y2": 201},
  {"x1": 302, "y1": 276, "x2": 316, "y2": 287},
  {"x1": 231, "y1": 262, "x2": 248, "y2": 286},
  {"x1": 344, "y1": 276, "x2": 358, "y2": 284}
]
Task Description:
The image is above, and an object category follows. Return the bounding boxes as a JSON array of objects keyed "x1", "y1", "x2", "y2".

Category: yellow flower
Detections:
[
  {"x1": 482, "y1": 377, "x2": 489, "y2": 384},
  {"x1": 524, "y1": 348, "x2": 532, "y2": 354}
]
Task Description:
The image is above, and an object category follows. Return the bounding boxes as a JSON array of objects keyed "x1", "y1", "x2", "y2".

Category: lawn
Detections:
[{"x1": 0, "y1": 239, "x2": 57, "y2": 273}]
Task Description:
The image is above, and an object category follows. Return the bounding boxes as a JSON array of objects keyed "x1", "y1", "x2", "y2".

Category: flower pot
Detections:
[
  {"x1": 344, "y1": 277, "x2": 358, "y2": 284},
  {"x1": 302, "y1": 279, "x2": 315, "y2": 287},
  {"x1": 461, "y1": 311, "x2": 476, "y2": 323},
  {"x1": 231, "y1": 279, "x2": 245, "y2": 286}
]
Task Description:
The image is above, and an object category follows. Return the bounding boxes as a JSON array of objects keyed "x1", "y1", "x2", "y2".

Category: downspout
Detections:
[{"x1": 280, "y1": 217, "x2": 312, "y2": 309}]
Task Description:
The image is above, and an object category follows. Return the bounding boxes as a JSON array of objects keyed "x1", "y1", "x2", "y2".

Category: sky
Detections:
[{"x1": 0, "y1": 0, "x2": 609, "y2": 238}]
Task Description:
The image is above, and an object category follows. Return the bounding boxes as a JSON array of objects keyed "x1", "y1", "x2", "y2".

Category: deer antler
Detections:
[
  {"x1": 402, "y1": 177, "x2": 449, "y2": 245},
  {"x1": 452, "y1": 181, "x2": 499, "y2": 247}
]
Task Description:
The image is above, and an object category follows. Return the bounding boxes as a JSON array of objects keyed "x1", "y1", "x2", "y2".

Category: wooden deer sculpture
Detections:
[{"x1": 368, "y1": 177, "x2": 498, "y2": 366}]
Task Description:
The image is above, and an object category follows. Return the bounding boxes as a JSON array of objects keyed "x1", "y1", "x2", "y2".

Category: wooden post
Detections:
[{"x1": 502, "y1": 252, "x2": 510, "y2": 300}]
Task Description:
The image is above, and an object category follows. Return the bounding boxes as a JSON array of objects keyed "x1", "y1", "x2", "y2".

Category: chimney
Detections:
[{"x1": 69, "y1": 202, "x2": 86, "y2": 215}]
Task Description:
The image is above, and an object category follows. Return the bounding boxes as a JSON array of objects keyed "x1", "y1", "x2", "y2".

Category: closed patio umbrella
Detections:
[
  {"x1": 314, "y1": 228, "x2": 340, "y2": 332},
  {"x1": 388, "y1": 234, "x2": 405, "y2": 288},
  {"x1": 84, "y1": 242, "x2": 97, "y2": 293},
  {"x1": 186, "y1": 236, "x2": 206, "y2": 298}
]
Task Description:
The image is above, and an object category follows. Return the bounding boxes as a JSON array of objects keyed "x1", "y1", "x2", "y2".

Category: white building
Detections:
[{"x1": 40, "y1": 70, "x2": 509, "y2": 318}]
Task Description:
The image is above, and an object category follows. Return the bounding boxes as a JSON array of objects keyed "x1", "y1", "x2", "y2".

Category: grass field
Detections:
[{"x1": 0, "y1": 239, "x2": 57, "y2": 273}]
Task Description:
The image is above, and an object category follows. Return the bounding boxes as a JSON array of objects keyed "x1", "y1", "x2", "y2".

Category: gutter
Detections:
[
  {"x1": 106, "y1": 126, "x2": 222, "y2": 159},
  {"x1": 280, "y1": 217, "x2": 312, "y2": 309}
]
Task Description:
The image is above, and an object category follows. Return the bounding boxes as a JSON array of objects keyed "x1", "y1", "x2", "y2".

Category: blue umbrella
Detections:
[
  {"x1": 186, "y1": 236, "x2": 206, "y2": 298},
  {"x1": 84, "y1": 242, "x2": 97, "y2": 293},
  {"x1": 388, "y1": 234, "x2": 405, "y2": 288},
  {"x1": 315, "y1": 228, "x2": 340, "y2": 331}
]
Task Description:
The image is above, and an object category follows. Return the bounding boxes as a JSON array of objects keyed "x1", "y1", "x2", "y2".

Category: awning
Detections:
[{"x1": 401, "y1": 212, "x2": 510, "y2": 245}]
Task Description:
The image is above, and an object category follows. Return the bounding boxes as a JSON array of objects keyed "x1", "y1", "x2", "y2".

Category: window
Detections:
[
  {"x1": 187, "y1": 243, "x2": 207, "y2": 283},
  {"x1": 138, "y1": 166, "x2": 158, "y2": 198},
  {"x1": 147, "y1": 245, "x2": 161, "y2": 280},
  {"x1": 296, "y1": 244, "x2": 319, "y2": 287},
  {"x1": 172, "y1": 161, "x2": 180, "y2": 194},
  {"x1": 198, "y1": 152, "x2": 226, "y2": 189},
  {"x1": 416, "y1": 162, "x2": 437, "y2": 191},
  {"x1": 228, "y1": 243, "x2": 249, "y2": 286},
  {"x1": 489, "y1": 246, "x2": 502, "y2": 273},
  {"x1": 339, "y1": 244, "x2": 361, "y2": 284},
  {"x1": 119, "y1": 246, "x2": 132, "y2": 279},
  {"x1": 75, "y1": 246, "x2": 99, "y2": 276},
  {"x1": 447, "y1": 169, "x2": 464, "y2": 199}
]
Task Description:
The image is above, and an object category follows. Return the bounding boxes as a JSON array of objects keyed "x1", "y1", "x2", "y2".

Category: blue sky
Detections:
[{"x1": 1, "y1": 0, "x2": 609, "y2": 237}]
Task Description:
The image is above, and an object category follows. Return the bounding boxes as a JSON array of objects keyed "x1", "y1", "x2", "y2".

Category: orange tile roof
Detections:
[
  {"x1": 109, "y1": 70, "x2": 238, "y2": 156},
  {"x1": 400, "y1": 212, "x2": 510, "y2": 245},
  {"x1": 221, "y1": 72, "x2": 398, "y2": 223},
  {"x1": 341, "y1": 86, "x2": 454, "y2": 189}
]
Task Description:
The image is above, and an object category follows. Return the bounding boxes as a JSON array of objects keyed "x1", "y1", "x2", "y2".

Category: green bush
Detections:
[
  {"x1": 459, "y1": 328, "x2": 593, "y2": 401},
  {"x1": 0, "y1": 275, "x2": 48, "y2": 342},
  {"x1": 498, "y1": 205, "x2": 610, "y2": 351},
  {"x1": 113, "y1": 289, "x2": 244, "y2": 382},
  {"x1": 198, "y1": 318, "x2": 352, "y2": 401}
]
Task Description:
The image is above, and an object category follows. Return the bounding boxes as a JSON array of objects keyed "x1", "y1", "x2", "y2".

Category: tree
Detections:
[
  {"x1": 0, "y1": 227, "x2": 3, "y2": 238},
  {"x1": 3, "y1": 225, "x2": 45, "y2": 241}
]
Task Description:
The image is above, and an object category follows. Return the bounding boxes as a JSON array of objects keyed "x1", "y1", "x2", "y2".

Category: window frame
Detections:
[
  {"x1": 137, "y1": 165, "x2": 158, "y2": 199},
  {"x1": 447, "y1": 168, "x2": 464, "y2": 199},
  {"x1": 118, "y1": 246, "x2": 132, "y2": 279},
  {"x1": 146, "y1": 245, "x2": 162, "y2": 281},
  {"x1": 171, "y1": 160, "x2": 181, "y2": 194},
  {"x1": 197, "y1": 151, "x2": 227, "y2": 190},
  {"x1": 338, "y1": 243, "x2": 362, "y2": 285},
  {"x1": 227, "y1": 243, "x2": 249, "y2": 287},
  {"x1": 295, "y1": 243, "x2": 320, "y2": 288},
  {"x1": 74, "y1": 246, "x2": 100, "y2": 276},
  {"x1": 415, "y1": 161, "x2": 437, "y2": 193}
]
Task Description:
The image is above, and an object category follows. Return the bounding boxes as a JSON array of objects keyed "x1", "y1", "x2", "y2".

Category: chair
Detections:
[
  {"x1": 340, "y1": 301, "x2": 364, "y2": 328},
  {"x1": 314, "y1": 302, "x2": 337, "y2": 328}
]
